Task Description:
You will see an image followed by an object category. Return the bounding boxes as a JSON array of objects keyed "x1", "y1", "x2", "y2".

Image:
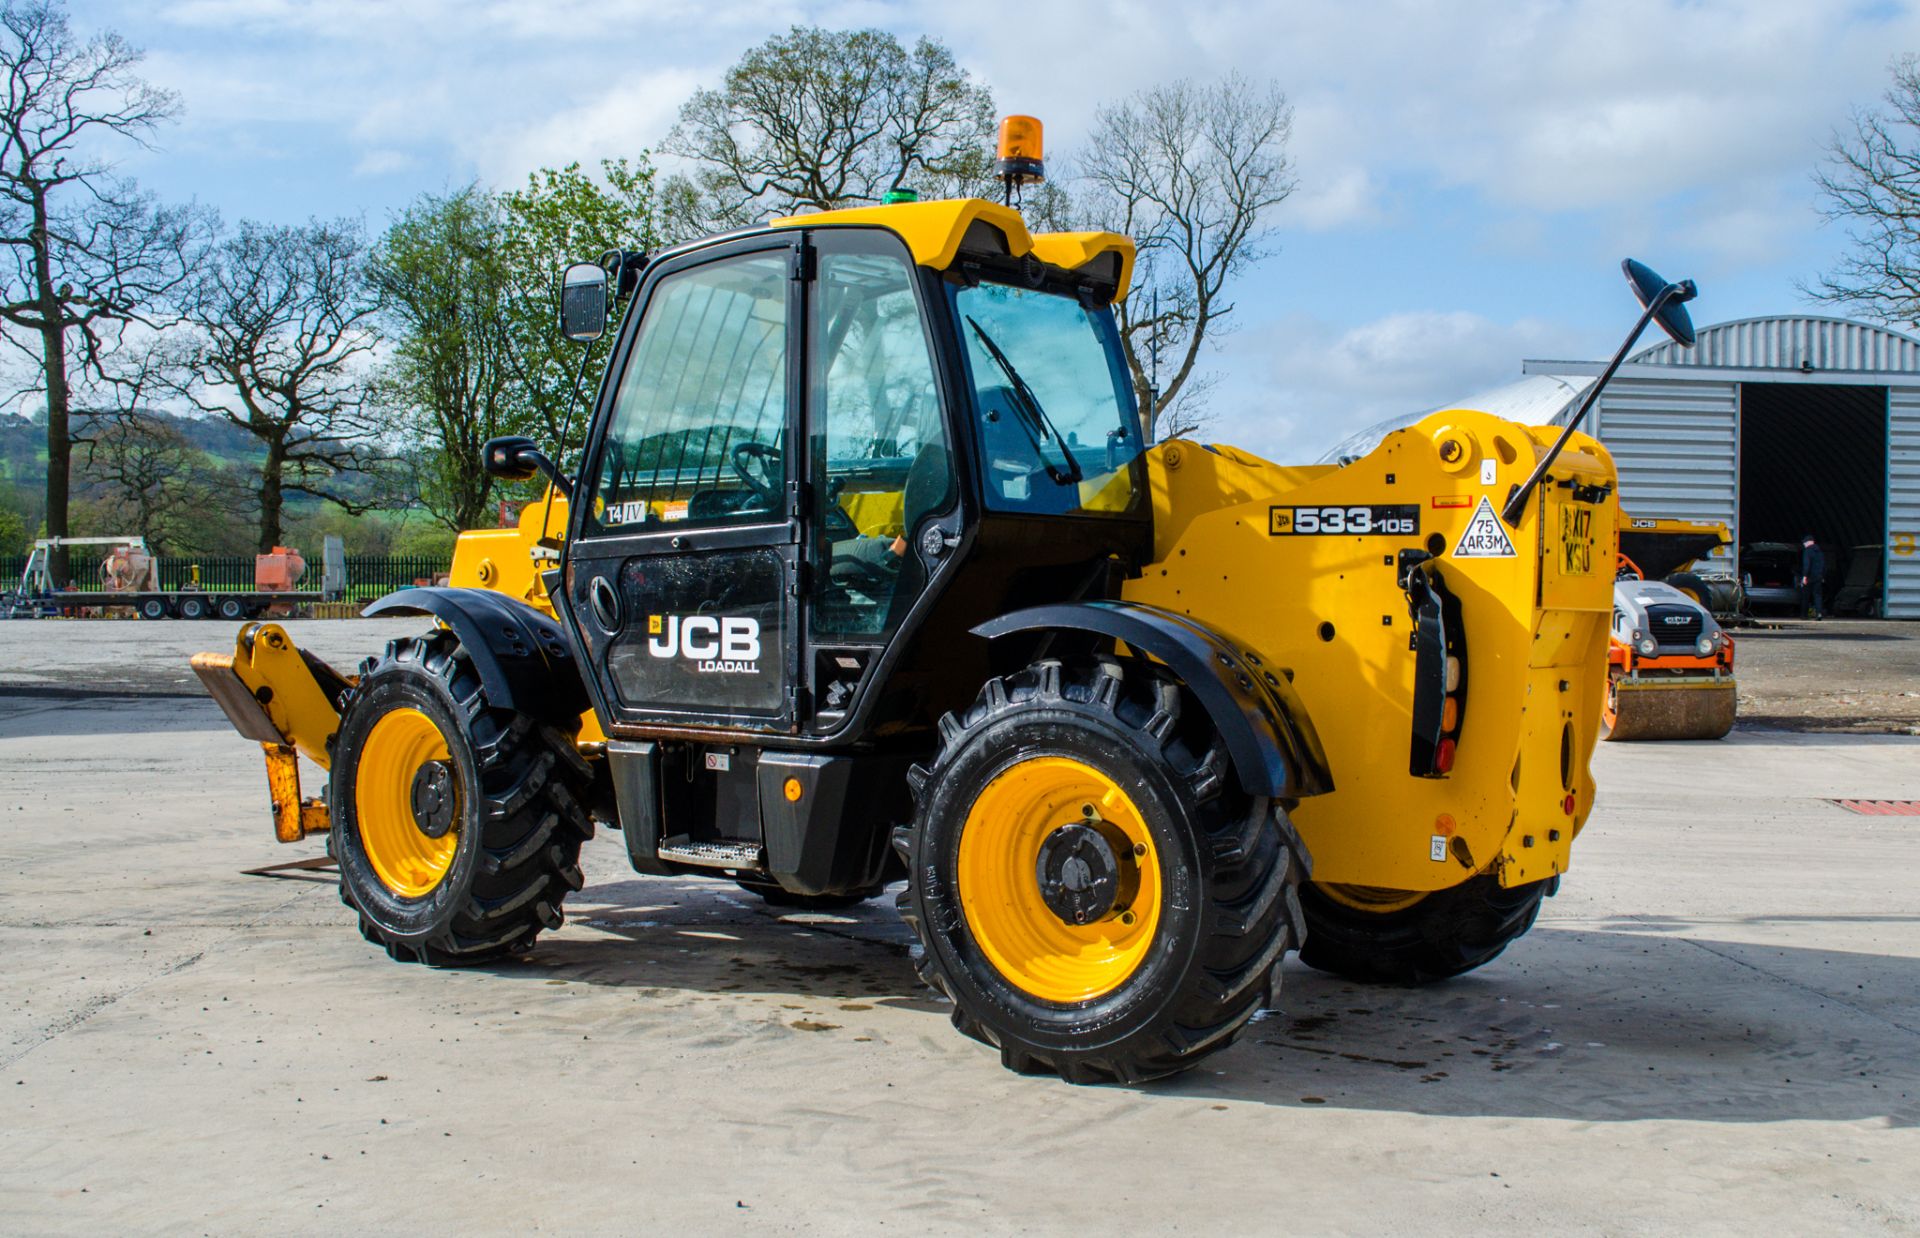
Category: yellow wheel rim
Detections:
[
  {"x1": 355, "y1": 707, "x2": 459, "y2": 899},
  {"x1": 957, "y1": 756, "x2": 1162, "y2": 1004},
  {"x1": 1316, "y1": 882, "x2": 1428, "y2": 915}
]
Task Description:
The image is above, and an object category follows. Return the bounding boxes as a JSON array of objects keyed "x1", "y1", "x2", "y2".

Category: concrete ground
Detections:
[{"x1": 2, "y1": 621, "x2": 1918, "y2": 1233}]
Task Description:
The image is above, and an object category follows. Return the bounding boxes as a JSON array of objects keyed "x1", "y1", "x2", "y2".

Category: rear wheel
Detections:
[
  {"x1": 178, "y1": 595, "x2": 210, "y2": 620},
  {"x1": 1298, "y1": 874, "x2": 1553, "y2": 984},
  {"x1": 896, "y1": 658, "x2": 1306, "y2": 1083},
  {"x1": 217, "y1": 597, "x2": 247, "y2": 621},
  {"x1": 331, "y1": 631, "x2": 594, "y2": 965},
  {"x1": 138, "y1": 597, "x2": 171, "y2": 620}
]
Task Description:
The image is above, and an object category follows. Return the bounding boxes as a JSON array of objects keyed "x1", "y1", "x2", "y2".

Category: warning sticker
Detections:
[{"x1": 1453, "y1": 496, "x2": 1517, "y2": 558}]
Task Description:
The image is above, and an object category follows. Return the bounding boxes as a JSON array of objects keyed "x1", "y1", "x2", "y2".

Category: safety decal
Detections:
[
  {"x1": 1429, "y1": 835, "x2": 1448, "y2": 862},
  {"x1": 1269, "y1": 504, "x2": 1420, "y2": 536},
  {"x1": 1453, "y1": 496, "x2": 1517, "y2": 558},
  {"x1": 1480, "y1": 459, "x2": 1497, "y2": 486}
]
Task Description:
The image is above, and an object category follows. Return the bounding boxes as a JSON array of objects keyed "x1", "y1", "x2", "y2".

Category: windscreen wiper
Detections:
[{"x1": 965, "y1": 316, "x2": 1083, "y2": 485}]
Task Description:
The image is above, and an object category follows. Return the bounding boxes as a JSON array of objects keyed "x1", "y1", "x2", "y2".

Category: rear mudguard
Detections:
[
  {"x1": 364, "y1": 586, "x2": 590, "y2": 726},
  {"x1": 973, "y1": 600, "x2": 1334, "y2": 801}
]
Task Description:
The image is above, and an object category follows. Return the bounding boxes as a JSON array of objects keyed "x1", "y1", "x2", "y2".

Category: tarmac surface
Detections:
[{"x1": 1, "y1": 619, "x2": 1918, "y2": 1233}]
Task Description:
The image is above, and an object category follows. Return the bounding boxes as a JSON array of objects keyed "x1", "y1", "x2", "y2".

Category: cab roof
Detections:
[{"x1": 771, "y1": 198, "x2": 1135, "y2": 303}]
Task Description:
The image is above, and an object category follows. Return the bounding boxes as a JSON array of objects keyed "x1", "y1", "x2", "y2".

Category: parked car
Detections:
[{"x1": 1741, "y1": 541, "x2": 1804, "y2": 614}]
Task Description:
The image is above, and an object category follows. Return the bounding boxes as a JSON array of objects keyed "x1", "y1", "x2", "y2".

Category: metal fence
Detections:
[{"x1": 1, "y1": 551, "x2": 451, "y2": 604}]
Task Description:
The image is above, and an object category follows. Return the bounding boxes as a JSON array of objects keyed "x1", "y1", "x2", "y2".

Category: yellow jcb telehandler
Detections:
[{"x1": 192, "y1": 123, "x2": 1698, "y2": 1082}]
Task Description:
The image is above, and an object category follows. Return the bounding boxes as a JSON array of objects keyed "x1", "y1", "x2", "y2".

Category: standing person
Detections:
[{"x1": 1799, "y1": 534, "x2": 1826, "y2": 619}]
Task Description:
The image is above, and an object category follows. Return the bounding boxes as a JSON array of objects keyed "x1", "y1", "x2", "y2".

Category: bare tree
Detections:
[
  {"x1": 72, "y1": 409, "x2": 240, "y2": 553},
  {"x1": 1810, "y1": 56, "x2": 1920, "y2": 326},
  {"x1": 662, "y1": 26, "x2": 995, "y2": 238},
  {"x1": 166, "y1": 219, "x2": 386, "y2": 551},
  {"x1": 1074, "y1": 75, "x2": 1295, "y2": 437},
  {"x1": 0, "y1": 1, "x2": 206, "y2": 581}
]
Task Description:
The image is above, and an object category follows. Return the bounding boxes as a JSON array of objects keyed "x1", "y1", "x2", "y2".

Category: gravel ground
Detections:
[{"x1": 1730, "y1": 619, "x2": 1920, "y2": 734}]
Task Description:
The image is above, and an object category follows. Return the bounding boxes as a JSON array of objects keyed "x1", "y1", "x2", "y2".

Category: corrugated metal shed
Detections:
[
  {"x1": 1522, "y1": 316, "x2": 1920, "y2": 617},
  {"x1": 1631, "y1": 315, "x2": 1920, "y2": 372},
  {"x1": 1891, "y1": 389, "x2": 1920, "y2": 619}
]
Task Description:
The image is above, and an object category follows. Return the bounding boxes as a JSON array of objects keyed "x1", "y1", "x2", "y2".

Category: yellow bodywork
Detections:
[
  {"x1": 197, "y1": 197, "x2": 1615, "y2": 894},
  {"x1": 772, "y1": 198, "x2": 1135, "y2": 300},
  {"x1": 1124, "y1": 409, "x2": 1618, "y2": 892},
  {"x1": 190, "y1": 623, "x2": 351, "y2": 842}
]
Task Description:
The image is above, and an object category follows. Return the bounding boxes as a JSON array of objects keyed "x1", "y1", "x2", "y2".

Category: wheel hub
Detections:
[
  {"x1": 1034, "y1": 821, "x2": 1123, "y2": 926},
  {"x1": 409, "y1": 760, "x2": 456, "y2": 838}
]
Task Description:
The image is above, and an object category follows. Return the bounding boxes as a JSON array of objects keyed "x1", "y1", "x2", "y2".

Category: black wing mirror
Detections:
[
  {"x1": 483, "y1": 435, "x2": 571, "y2": 496},
  {"x1": 1623, "y1": 259, "x2": 1697, "y2": 346},
  {"x1": 558, "y1": 262, "x2": 608, "y2": 342},
  {"x1": 1501, "y1": 257, "x2": 1699, "y2": 525}
]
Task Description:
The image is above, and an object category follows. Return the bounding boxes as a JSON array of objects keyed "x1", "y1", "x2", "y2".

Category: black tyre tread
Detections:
[
  {"x1": 335, "y1": 630, "x2": 593, "y2": 967},
  {"x1": 1297, "y1": 873, "x2": 1552, "y2": 985},
  {"x1": 895, "y1": 658, "x2": 1307, "y2": 1084}
]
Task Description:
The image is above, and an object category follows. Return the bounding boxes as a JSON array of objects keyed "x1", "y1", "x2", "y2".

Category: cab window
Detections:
[
  {"x1": 949, "y1": 279, "x2": 1144, "y2": 517},
  {"x1": 811, "y1": 244, "x2": 953, "y2": 635},
  {"x1": 587, "y1": 252, "x2": 788, "y2": 534}
]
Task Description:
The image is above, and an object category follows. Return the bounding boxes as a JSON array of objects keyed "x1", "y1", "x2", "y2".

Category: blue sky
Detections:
[{"x1": 87, "y1": 0, "x2": 1920, "y2": 459}]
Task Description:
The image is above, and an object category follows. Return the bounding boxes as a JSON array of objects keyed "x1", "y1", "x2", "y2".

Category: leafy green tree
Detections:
[
  {"x1": 499, "y1": 158, "x2": 658, "y2": 464},
  {"x1": 371, "y1": 187, "x2": 515, "y2": 532},
  {"x1": 0, "y1": 500, "x2": 25, "y2": 554},
  {"x1": 661, "y1": 26, "x2": 995, "y2": 237}
]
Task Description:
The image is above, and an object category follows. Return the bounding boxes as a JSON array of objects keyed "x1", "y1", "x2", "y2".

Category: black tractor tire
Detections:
[
  {"x1": 1665, "y1": 571, "x2": 1710, "y2": 608},
  {"x1": 734, "y1": 877, "x2": 887, "y2": 911},
  {"x1": 217, "y1": 597, "x2": 247, "y2": 621},
  {"x1": 895, "y1": 657, "x2": 1307, "y2": 1084},
  {"x1": 138, "y1": 597, "x2": 171, "y2": 620},
  {"x1": 331, "y1": 630, "x2": 595, "y2": 966},
  {"x1": 177, "y1": 595, "x2": 211, "y2": 620},
  {"x1": 1297, "y1": 873, "x2": 1554, "y2": 985}
]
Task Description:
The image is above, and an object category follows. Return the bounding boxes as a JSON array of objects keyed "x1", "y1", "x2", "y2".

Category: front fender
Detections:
[
  {"x1": 364, "y1": 586, "x2": 590, "y2": 725},
  {"x1": 973, "y1": 600, "x2": 1333, "y2": 801}
]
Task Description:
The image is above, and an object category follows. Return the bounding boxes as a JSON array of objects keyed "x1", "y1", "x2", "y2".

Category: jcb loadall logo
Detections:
[{"x1": 647, "y1": 614, "x2": 761, "y2": 674}]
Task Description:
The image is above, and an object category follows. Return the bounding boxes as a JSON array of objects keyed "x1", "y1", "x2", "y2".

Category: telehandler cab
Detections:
[{"x1": 193, "y1": 133, "x2": 1696, "y2": 1081}]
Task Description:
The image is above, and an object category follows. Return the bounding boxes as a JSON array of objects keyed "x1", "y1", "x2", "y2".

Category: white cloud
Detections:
[
  {"x1": 1202, "y1": 310, "x2": 1585, "y2": 461},
  {"x1": 352, "y1": 148, "x2": 413, "y2": 178}
]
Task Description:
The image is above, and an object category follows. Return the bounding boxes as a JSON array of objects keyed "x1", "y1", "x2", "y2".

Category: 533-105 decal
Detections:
[{"x1": 1269, "y1": 504, "x2": 1420, "y2": 536}]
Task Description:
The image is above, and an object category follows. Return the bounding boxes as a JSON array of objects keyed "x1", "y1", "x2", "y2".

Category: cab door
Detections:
[{"x1": 565, "y1": 237, "x2": 804, "y2": 734}]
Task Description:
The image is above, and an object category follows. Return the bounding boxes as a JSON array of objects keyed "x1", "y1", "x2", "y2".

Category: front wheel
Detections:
[
  {"x1": 1297, "y1": 874, "x2": 1554, "y2": 985},
  {"x1": 331, "y1": 631, "x2": 595, "y2": 964},
  {"x1": 896, "y1": 658, "x2": 1307, "y2": 1084}
]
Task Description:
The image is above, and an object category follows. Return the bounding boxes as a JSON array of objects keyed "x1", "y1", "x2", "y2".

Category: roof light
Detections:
[
  {"x1": 883, "y1": 188, "x2": 919, "y2": 204},
  {"x1": 995, "y1": 115, "x2": 1045, "y2": 187}
]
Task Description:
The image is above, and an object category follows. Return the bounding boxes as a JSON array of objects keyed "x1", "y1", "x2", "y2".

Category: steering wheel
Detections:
[{"x1": 731, "y1": 441, "x2": 783, "y2": 507}]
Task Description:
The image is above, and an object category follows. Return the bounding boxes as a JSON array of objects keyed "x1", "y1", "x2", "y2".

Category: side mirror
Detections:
[
  {"x1": 1623, "y1": 259, "x2": 1698, "y2": 347},
  {"x1": 558, "y1": 262, "x2": 608, "y2": 343},
  {"x1": 483, "y1": 435, "x2": 570, "y2": 497}
]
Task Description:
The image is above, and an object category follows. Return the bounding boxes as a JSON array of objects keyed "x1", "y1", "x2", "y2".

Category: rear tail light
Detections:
[{"x1": 1436, "y1": 737, "x2": 1457, "y2": 774}]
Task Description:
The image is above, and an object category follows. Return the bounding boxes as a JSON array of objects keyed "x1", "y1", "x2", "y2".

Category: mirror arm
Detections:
[
  {"x1": 1501, "y1": 287, "x2": 1673, "y2": 527},
  {"x1": 530, "y1": 452, "x2": 574, "y2": 500}
]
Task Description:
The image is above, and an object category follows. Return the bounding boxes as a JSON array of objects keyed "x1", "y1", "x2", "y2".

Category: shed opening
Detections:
[{"x1": 1738, "y1": 382, "x2": 1886, "y2": 613}]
